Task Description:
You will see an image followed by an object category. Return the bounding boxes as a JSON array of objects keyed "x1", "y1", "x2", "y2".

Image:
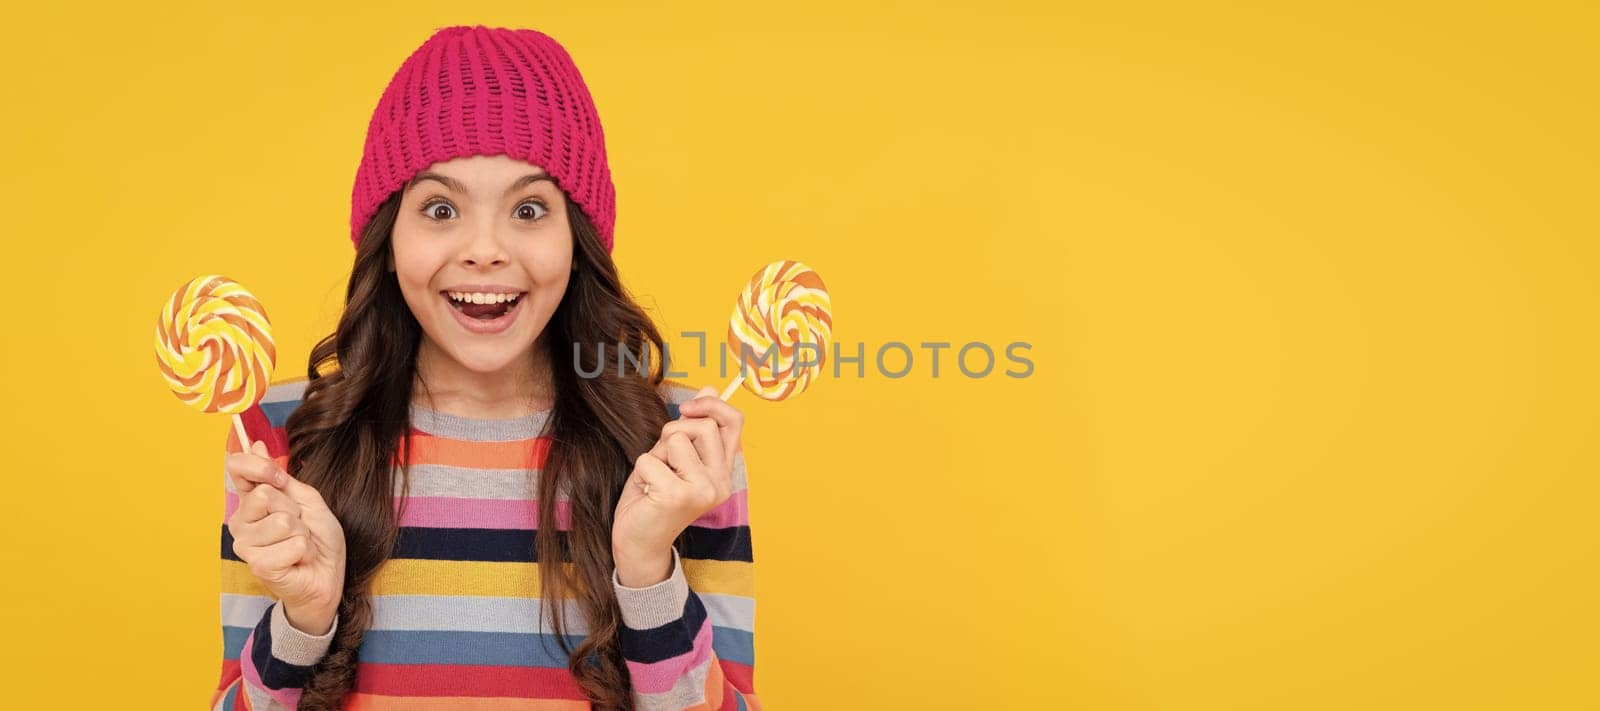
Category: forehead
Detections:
[{"x1": 408, "y1": 154, "x2": 553, "y2": 192}]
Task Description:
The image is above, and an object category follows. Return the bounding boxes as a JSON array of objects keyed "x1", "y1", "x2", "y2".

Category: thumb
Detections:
[
  {"x1": 250, "y1": 439, "x2": 290, "y2": 489},
  {"x1": 275, "y1": 468, "x2": 327, "y2": 510},
  {"x1": 686, "y1": 385, "x2": 718, "y2": 406},
  {"x1": 679, "y1": 385, "x2": 721, "y2": 417}
]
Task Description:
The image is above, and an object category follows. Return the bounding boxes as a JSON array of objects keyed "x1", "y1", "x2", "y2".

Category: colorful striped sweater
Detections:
[{"x1": 212, "y1": 379, "x2": 759, "y2": 710}]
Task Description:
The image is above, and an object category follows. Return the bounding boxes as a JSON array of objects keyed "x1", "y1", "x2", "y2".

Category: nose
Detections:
[{"x1": 459, "y1": 220, "x2": 510, "y2": 268}]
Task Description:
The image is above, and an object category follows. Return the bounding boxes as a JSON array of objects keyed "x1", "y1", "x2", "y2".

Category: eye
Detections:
[
  {"x1": 420, "y1": 199, "x2": 456, "y2": 221},
  {"x1": 516, "y1": 199, "x2": 548, "y2": 221}
]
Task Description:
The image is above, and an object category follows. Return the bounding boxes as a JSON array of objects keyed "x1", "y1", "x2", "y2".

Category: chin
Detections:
[{"x1": 445, "y1": 343, "x2": 533, "y2": 374}]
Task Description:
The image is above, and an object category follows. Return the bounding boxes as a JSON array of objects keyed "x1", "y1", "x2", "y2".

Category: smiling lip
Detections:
[{"x1": 441, "y1": 290, "x2": 527, "y2": 335}]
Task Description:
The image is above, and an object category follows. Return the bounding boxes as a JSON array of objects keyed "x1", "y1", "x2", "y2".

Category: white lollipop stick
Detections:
[
  {"x1": 233, "y1": 413, "x2": 251, "y2": 453},
  {"x1": 718, "y1": 372, "x2": 745, "y2": 402}
]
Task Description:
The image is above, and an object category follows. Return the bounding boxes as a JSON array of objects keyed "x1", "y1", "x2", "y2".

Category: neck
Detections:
[{"x1": 413, "y1": 337, "x2": 556, "y2": 418}]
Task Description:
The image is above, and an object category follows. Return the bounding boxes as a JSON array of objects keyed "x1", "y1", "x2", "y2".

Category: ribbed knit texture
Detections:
[
  {"x1": 350, "y1": 25, "x2": 617, "y2": 252},
  {"x1": 211, "y1": 380, "x2": 759, "y2": 710}
]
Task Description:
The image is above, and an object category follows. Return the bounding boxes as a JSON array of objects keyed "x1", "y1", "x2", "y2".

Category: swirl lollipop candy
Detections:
[
  {"x1": 154, "y1": 275, "x2": 276, "y2": 446},
  {"x1": 722, "y1": 260, "x2": 833, "y2": 401}
]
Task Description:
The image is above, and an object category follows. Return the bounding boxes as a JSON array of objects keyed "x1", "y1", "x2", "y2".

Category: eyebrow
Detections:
[{"x1": 409, "y1": 171, "x2": 555, "y2": 198}]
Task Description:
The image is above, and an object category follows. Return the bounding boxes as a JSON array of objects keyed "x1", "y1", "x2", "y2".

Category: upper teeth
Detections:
[{"x1": 449, "y1": 292, "x2": 520, "y2": 304}]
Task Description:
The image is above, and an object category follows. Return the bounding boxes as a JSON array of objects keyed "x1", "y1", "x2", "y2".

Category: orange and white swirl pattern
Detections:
[
  {"x1": 726, "y1": 260, "x2": 833, "y2": 401},
  {"x1": 154, "y1": 275, "x2": 276, "y2": 415}
]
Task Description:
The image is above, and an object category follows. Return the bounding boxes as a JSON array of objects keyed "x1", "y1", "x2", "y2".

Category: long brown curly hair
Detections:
[{"x1": 283, "y1": 186, "x2": 670, "y2": 709}]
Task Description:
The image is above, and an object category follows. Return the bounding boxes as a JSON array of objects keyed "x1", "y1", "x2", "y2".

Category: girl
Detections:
[{"x1": 212, "y1": 26, "x2": 759, "y2": 711}]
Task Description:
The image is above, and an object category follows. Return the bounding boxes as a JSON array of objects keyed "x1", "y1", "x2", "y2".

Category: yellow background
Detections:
[{"x1": 0, "y1": 1, "x2": 1594, "y2": 708}]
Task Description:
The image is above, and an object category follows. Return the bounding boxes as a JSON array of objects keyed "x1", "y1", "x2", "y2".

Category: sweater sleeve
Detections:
[
  {"x1": 612, "y1": 448, "x2": 761, "y2": 711},
  {"x1": 211, "y1": 409, "x2": 340, "y2": 710}
]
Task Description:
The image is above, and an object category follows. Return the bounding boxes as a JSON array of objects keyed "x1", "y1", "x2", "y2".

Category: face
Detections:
[{"x1": 390, "y1": 153, "x2": 574, "y2": 375}]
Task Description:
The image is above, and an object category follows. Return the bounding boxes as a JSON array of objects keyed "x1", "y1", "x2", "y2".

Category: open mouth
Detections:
[{"x1": 443, "y1": 290, "x2": 526, "y2": 321}]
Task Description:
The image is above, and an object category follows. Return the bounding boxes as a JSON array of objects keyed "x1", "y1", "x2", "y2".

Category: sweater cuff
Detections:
[
  {"x1": 612, "y1": 546, "x2": 690, "y2": 629},
  {"x1": 269, "y1": 600, "x2": 338, "y2": 666}
]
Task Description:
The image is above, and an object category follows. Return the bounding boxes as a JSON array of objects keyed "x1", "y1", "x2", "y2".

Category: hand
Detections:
[
  {"x1": 613, "y1": 386, "x2": 745, "y2": 574},
  {"x1": 226, "y1": 440, "x2": 347, "y2": 635}
]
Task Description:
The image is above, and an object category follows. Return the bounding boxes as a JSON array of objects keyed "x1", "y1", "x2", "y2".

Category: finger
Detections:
[
  {"x1": 675, "y1": 386, "x2": 721, "y2": 417},
  {"x1": 631, "y1": 451, "x2": 679, "y2": 497},
  {"x1": 660, "y1": 417, "x2": 724, "y2": 477},
  {"x1": 249, "y1": 440, "x2": 289, "y2": 487},
  {"x1": 246, "y1": 534, "x2": 311, "y2": 579},
  {"x1": 677, "y1": 389, "x2": 744, "y2": 456},
  {"x1": 231, "y1": 484, "x2": 299, "y2": 526},
  {"x1": 235, "y1": 509, "x2": 308, "y2": 549},
  {"x1": 227, "y1": 441, "x2": 286, "y2": 493},
  {"x1": 662, "y1": 431, "x2": 704, "y2": 482},
  {"x1": 254, "y1": 483, "x2": 300, "y2": 516},
  {"x1": 234, "y1": 441, "x2": 327, "y2": 513},
  {"x1": 682, "y1": 417, "x2": 734, "y2": 497},
  {"x1": 255, "y1": 440, "x2": 292, "y2": 487},
  {"x1": 273, "y1": 470, "x2": 329, "y2": 511},
  {"x1": 226, "y1": 453, "x2": 266, "y2": 494}
]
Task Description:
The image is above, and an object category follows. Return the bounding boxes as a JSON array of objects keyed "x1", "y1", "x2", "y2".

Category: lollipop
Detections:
[
  {"x1": 722, "y1": 260, "x2": 833, "y2": 401},
  {"x1": 154, "y1": 275, "x2": 276, "y2": 446}
]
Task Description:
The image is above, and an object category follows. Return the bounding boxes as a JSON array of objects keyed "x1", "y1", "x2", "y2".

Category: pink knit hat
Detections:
[{"x1": 350, "y1": 25, "x2": 616, "y2": 252}]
